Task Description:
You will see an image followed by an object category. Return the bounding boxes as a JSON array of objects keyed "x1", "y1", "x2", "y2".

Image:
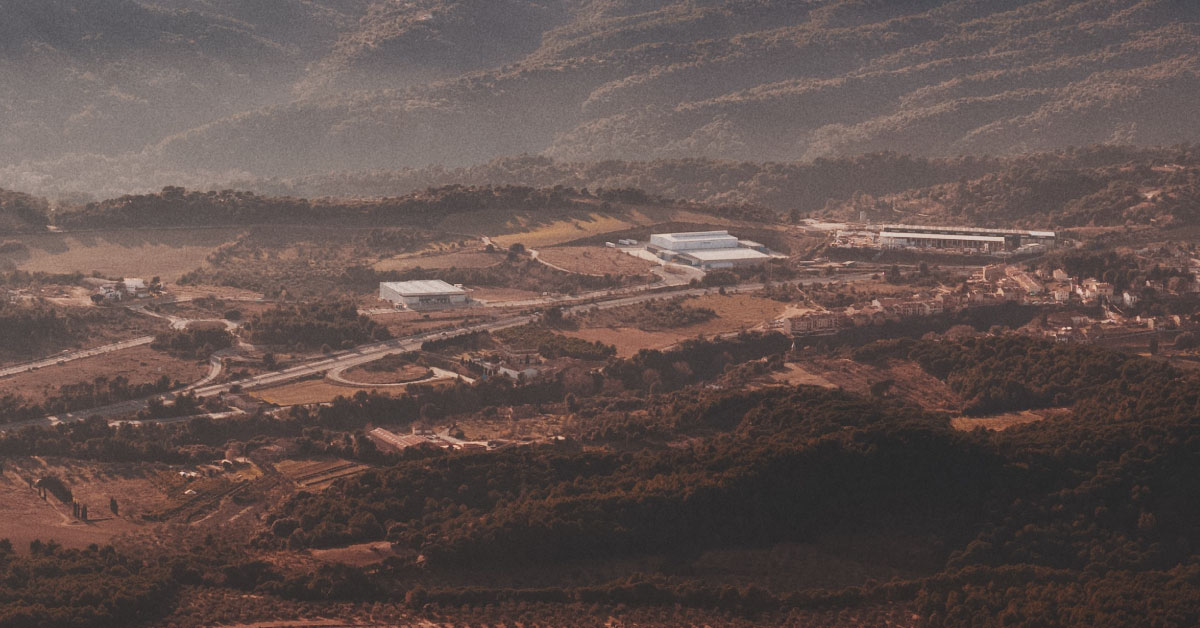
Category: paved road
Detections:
[
  {"x1": 327, "y1": 365, "x2": 475, "y2": 387},
  {"x1": 1, "y1": 271, "x2": 875, "y2": 432},
  {"x1": 0, "y1": 336, "x2": 155, "y2": 379}
]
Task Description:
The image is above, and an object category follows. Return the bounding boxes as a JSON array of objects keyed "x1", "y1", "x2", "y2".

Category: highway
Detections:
[
  {"x1": 0, "y1": 271, "x2": 875, "y2": 432},
  {"x1": 0, "y1": 336, "x2": 155, "y2": 378}
]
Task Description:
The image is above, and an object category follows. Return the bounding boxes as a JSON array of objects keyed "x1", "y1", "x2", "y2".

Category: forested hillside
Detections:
[
  {"x1": 0, "y1": 188, "x2": 48, "y2": 233},
  {"x1": 3, "y1": 0, "x2": 1200, "y2": 198},
  {"x1": 52, "y1": 184, "x2": 681, "y2": 230},
  {"x1": 235, "y1": 145, "x2": 1192, "y2": 218}
]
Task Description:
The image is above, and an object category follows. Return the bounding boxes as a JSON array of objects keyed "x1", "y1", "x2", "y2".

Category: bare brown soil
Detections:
[
  {"x1": 563, "y1": 327, "x2": 682, "y2": 357},
  {"x1": 373, "y1": 249, "x2": 503, "y2": 272},
  {"x1": 0, "y1": 457, "x2": 171, "y2": 552},
  {"x1": 567, "y1": 293, "x2": 787, "y2": 356},
  {"x1": 952, "y1": 410, "x2": 1057, "y2": 431},
  {"x1": 538, "y1": 246, "x2": 657, "y2": 276},
  {"x1": 10, "y1": 228, "x2": 244, "y2": 281},
  {"x1": 770, "y1": 357, "x2": 962, "y2": 413},
  {"x1": 252, "y1": 378, "x2": 452, "y2": 406},
  {"x1": 0, "y1": 345, "x2": 210, "y2": 404},
  {"x1": 341, "y1": 363, "x2": 431, "y2": 385},
  {"x1": 274, "y1": 459, "x2": 371, "y2": 491}
]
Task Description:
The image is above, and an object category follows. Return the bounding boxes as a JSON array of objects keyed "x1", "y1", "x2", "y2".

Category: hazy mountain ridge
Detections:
[{"x1": 3, "y1": 0, "x2": 1200, "y2": 195}]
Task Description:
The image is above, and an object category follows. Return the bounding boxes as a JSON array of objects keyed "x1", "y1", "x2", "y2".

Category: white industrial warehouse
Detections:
[
  {"x1": 648, "y1": 230, "x2": 775, "y2": 269},
  {"x1": 878, "y1": 225, "x2": 1056, "y2": 253},
  {"x1": 379, "y1": 280, "x2": 469, "y2": 309}
]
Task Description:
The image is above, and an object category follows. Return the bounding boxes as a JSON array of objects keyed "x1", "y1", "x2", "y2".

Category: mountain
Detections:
[{"x1": 2, "y1": 0, "x2": 1200, "y2": 197}]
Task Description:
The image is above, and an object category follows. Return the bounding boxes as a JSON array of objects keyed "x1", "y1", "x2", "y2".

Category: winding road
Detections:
[{"x1": 0, "y1": 271, "x2": 875, "y2": 433}]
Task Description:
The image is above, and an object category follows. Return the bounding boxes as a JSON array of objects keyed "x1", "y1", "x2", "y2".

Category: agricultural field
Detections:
[
  {"x1": 567, "y1": 292, "x2": 788, "y2": 356},
  {"x1": 250, "y1": 377, "x2": 457, "y2": 406},
  {"x1": 0, "y1": 457, "x2": 172, "y2": 552},
  {"x1": 5, "y1": 229, "x2": 243, "y2": 281},
  {"x1": 769, "y1": 357, "x2": 962, "y2": 413},
  {"x1": 536, "y1": 246, "x2": 658, "y2": 276},
  {"x1": 466, "y1": 287, "x2": 546, "y2": 303},
  {"x1": 373, "y1": 249, "x2": 503, "y2": 272},
  {"x1": 366, "y1": 309, "x2": 500, "y2": 339},
  {"x1": 273, "y1": 458, "x2": 371, "y2": 491},
  {"x1": 951, "y1": 410, "x2": 1056, "y2": 431},
  {"x1": 339, "y1": 355, "x2": 432, "y2": 385},
  {"x1": 0, "y1": 345, "x2": 209, "y2": 404},
  {"x1": 488, "y1": 213, "x2": 638, "y2": 248}
]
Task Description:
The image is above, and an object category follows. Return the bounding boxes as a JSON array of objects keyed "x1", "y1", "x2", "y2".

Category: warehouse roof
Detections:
[
  {"x1": 881, "y1": 224, "x2": 1055, "y2": 238},
  {"x1": 680, "y1": 248, "x2": 771, "y2": 261},
  {"x1": 381, "y1": 280, "x2": 467, "y2": 296},
  {"x1": 881, "y1": 231, "x2": 1006, "y2": 243}
]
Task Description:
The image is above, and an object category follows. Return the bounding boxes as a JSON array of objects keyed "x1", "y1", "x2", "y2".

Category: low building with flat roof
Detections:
[
  {"x1": 649, "y1": 230, "x2": 740, "y2": 251},
  {"x1": 380, "y1": 279, "x2": 469, "y2": 309},
  {"x1": 676, "y1": 247, "x2": 771, "y2": 269},
  {"x1": 648, "y1": 230, "x2": 781, "y2": 269}
]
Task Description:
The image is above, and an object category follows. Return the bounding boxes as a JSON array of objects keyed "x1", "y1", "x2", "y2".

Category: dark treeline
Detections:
[
  {"x1": 0, "y1": 187, "x2": 50, "y2": 234},
  {"x1": 0, "y1": 375, "x2": 176, "y2": 425},
  {"x1": 826, "y1": 145, "x2": 1200, "y2": 228},
  {"x1": 151, "y1": 326, "x2": 234, "y2": 358},
  {"x1": 246, "y1": 147, "x2": 1182, "y2": 218},
  {"x1": 244, "y1": 301, "x2": 390, "y2": 350},
  {"x1": 255, "y1": 335, "x2": 1200, "y2": 625},
  {"x1": 0, "y1": 541, "x2": 175, "y2": 628},
  {"x1": 53, "y1": 184, "x2": 732, "y2": 231},
  {"x1": 493, "y1": 324, "x2": 616, "y2": 361},
  {"x1": 854, "y1": 334, "x2": 1177, "y2": 415}
]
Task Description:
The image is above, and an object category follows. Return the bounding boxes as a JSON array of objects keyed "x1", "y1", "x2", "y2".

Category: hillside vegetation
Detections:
[
  {"x1": 0, "y1": 188, "x2": 49, "y2": 233},
  {"x1": 4, "y1": 1, "x2": 1200, "y2": 197}
]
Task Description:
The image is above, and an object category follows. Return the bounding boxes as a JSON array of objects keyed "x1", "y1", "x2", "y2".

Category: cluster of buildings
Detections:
[
  {"x1": 91, "y1": 277, "x2": 151, "y2": 302},
  {"x1": 646, "y1": 230, "x2": 777, "y2": 270},
  {"x1": 775, "y1": 295, "x2": 959, "y2": 336},
  {"x1": 835, "y1": 224, "x2": 1057, "y2": 256},
  {"x1": 777, "y1": 256, "x2": 1199, "y2": 344}
]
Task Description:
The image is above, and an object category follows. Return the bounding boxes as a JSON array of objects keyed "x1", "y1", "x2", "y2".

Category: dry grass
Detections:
[
  {"x1": 686, "y1": 293, "x2": 788, "y2": 327},
  {"x1": 274, "y1": 458, "x2": 371, "y2": 490},
  {"x1": 490, "y1": 214, "x2": 637, "y2": 248},
  {"x1": 563, "y1": 327, "x2": 684, "y2": 357},
  {"x1": 310, "y1": 541, "x2": 405, "y2": 567},
  {"x1": 771, "y1": 363, "x2": 838, "y2": 388},
  {"x1": 468, "y1": 287, "x2": 545, "y2": 302},
  {"x1": 9, "y1": 228, "x2": 243, "y2": 281},
  {"x1": 537, "y1": 246, "x2": 657, "y2": 276},
  {"x1": 566, "y1": 293, "x2": 787, "y2": 356},
  {"x1": 251, "y1": 377, "x2": 452, "y2": 406},
  {"x1": 951, "y1": 410, "x2": 1051, "y2": 431},
  {"x1": 341, "y1": 363, "x2": 431, "y2": 385},
  {"x1": 0, "y1": 457, "x2": 171, "y2": 551},
  {"x1": 373, "y1": 249, "x2": 503, "y2": 272},
  {"x1": 768, "y1": 357, "x2": 962, "y2": 413},
  {"x1": 0, "y1": 345, "x2": 210, "y2": 404}
]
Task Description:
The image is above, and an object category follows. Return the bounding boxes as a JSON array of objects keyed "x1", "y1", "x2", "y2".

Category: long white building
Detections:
[
  {"x1": 649, "y1": 231, "x2": 741, "y2": 251},
  {"x1": 380, "y1": 280, "x2": 469, "y2": 309},
  {"x1": 648, "y1": 230, "x2": 775, "y2": 269},
  {"x1": 878, "y1": 224, "x2": 1056, "y2": 252}
]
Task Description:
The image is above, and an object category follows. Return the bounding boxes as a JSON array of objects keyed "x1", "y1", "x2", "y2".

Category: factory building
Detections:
[
  {"x1": 379, "y1": 280, "x2": 469, "y2": 309},
  {"x1": 648, "y1": 230, "x2": 775, "y2": 270},
  {"x1": 649, "y1": 231, "x2": 741, "y2": 251},
  {"x1": 878, "y1": 225, "x2": 1056, "y2": 252}
]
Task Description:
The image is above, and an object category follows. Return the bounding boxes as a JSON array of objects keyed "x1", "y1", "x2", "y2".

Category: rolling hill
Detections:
[{"x1": 2, "y1": 0, "x2": 1199, "y2": 198}]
